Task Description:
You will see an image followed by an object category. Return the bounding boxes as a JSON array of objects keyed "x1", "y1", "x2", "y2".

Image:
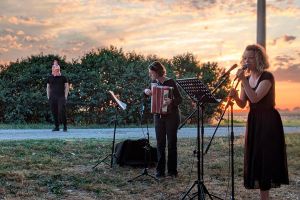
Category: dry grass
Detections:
[{"x1": 0, "y1": 134, "x2": 299, "y2": 200}]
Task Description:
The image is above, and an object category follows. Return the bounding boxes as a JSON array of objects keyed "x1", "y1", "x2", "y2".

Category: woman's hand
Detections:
[
  {"x1": 235, "y1": 68, "x2": 246, "y2": 81},
  {"x1": 229, "y1": 88, "x2": 238, "y2": 99},
  {"x1": 144, "y1": 88, "x2": 152, "y2": 96},
  {"x1": 163, "y1": 98, "x2": 172, "y2": 106}
]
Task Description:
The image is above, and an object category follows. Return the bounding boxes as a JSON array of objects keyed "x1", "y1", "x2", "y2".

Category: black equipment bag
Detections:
[{"x1": 114, "y1": 139, "x2": 157, "y2": 166}]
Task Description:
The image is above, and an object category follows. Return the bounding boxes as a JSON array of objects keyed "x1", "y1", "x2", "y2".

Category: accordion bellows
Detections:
[{"x1": 151, "y1": 83, "x2": 173, "y2": 114}]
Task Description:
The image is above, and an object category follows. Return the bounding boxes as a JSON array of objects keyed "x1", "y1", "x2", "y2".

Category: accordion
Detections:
[{"x1": 151, "y1": 83, "x2": 174, "y2": 114}]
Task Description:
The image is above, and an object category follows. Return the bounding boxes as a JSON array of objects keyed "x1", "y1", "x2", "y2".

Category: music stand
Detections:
[
  {"x1": 176, "y1": 78, "x2": 221, "y2": 200},
  {"x1": 92, "y1": 91, "x2": 127, "y2": 169}
]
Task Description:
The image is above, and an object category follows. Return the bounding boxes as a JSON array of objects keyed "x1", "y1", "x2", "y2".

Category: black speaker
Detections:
[{"x1": 114, "y1": 139, "x2": 157, "y2": 166}]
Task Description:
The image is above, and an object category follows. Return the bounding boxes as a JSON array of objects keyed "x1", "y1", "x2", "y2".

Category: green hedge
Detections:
[{"x1": 0, "y1": 46, "x2": 230, "y2": 125}]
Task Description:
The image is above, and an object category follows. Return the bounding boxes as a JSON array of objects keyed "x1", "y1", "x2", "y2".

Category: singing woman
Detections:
[{"x1": 230, "y1": 44, "x2": 289, "y2": 200}]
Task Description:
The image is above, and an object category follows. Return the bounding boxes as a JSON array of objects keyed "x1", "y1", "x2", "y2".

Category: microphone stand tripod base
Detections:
[
  {"x1": 127, "y1": 167, "x2": 158, "y2": 183},
  {"x1": 127, "y1": 141, "x2": 158, "y2": 183}
]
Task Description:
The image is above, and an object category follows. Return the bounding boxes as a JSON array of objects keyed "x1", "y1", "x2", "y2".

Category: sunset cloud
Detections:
[
  {"x1": 270, "y1": 34, "x2": 297, "y2": 45},
  {"x1": 6, "y1": 16, "x2": 51, "y2": 26},
  {"x1": 0, "y1": 0, "x2": 298, "y2": 64},
  {"x1": 0, "y1": 47, "x2": 9, "y2": 53},
  {"x1": 268, "y1": 4, "x2": 300, "y2": 17},
  {"x1": 23, "y1": 34, "x2": 57, "y2": 43},
  {"x1": 283, "y1": 35, "x2": 296, "y2": 42},
  {"x1": 274, "y1": 55, "x2": 296, "y2": 66},
  {"x1": 273, "y1": 64, "x2": 300, "y2": 82},
  {"x1": 16, "y1": 30, "x2": 25, "y2": 35},
  {"x1": 0, "y1": 34, "x2": 22, "y2": 49}
]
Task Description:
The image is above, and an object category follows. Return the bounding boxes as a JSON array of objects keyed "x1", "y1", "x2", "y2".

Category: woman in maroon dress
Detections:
[{"x1": 230, "y1": 44, "x2": 289, "y2": 200}]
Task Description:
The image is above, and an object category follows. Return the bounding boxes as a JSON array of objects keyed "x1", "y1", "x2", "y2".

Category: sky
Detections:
[{"x1": 0, "y1": 0, "x2": 299, "y2": 110}]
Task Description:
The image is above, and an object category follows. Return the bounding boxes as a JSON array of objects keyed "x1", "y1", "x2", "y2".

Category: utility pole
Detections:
[{"x1": 257, "y1": 0, "x2": 266, "y2": 48}]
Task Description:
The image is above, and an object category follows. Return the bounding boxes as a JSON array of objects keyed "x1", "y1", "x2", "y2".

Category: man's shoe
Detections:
[
  {"x1": 63, "y1": 127, "x2": 67, "y2": 132},
  {"x1": 167, "y1": 171, "x2": 178, "y2": 178},
  {"x1": 155, "y1": 171, "x2": 165, "y2": 178},
  {"x1": 52, "y1": 127, "x2": 59, "y2": 131}
]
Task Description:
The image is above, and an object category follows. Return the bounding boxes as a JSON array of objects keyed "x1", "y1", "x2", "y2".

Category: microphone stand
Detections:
[
  {"x1": 127, "y1": 97, "x2": 158, "y2": 182},
  {"x1": 204, "y1": 80, "x2": 240, "y2": 200},
  {"x1": 205, "y1": 80, "x2": 240, "y2": 154},
  {"x1": 205, "y1": 65, "x2": 247, "y2": 152}
]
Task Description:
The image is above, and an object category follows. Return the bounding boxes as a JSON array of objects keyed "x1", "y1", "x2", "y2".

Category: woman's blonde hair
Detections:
[{"x1": 241, "y1": 44, "x2": 269, "y2": 72}]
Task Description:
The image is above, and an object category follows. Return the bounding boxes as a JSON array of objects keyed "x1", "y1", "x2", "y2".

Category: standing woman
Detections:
[
  {"x1": 144, "y1": 61, "x2": 182, "y2": 178},
  {"x1": 230, "y1": 44, "x2": 289, "y2": 200}
]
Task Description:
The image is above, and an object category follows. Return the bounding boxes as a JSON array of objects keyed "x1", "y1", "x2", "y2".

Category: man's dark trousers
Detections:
[{"x1": 49, "y1": 96, "x2": 67, "y2": 128}]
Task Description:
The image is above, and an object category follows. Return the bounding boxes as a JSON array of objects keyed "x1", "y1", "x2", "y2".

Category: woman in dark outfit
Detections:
[
  {"x1": 144, "y1": 61, "x2": 182, "y2": 178},
  {"x1": 230, "y1": 44, "x2": 289, "y2": 200}
]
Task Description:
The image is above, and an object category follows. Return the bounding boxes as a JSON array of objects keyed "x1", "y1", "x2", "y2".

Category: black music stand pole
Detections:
[
  {"x1": 204, "y1": 80, "x2": 240, "y2": 200},
  {"x1": 92, "y1": 91, "x2": 127, "y2": 169},
  {"x1": 202, "y1": 99, "x2": 235, "y2": 199},
  {"x1": 128, "y1": 99, "x2": 158, "y2": 182},
  {"x1": 181, "y1": 102, "x2": 213, "y2": 200},
  {"x1": 176, "y1": 78, "x2": 222, "y2": 200},
  {"x1": 92, "y1": 107, "x2": 117, "y2": 169}
]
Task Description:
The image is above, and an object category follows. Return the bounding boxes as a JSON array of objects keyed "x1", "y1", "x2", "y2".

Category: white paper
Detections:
[{"x1": 108, "y1": 91, "x2": 127, "y2": 110}]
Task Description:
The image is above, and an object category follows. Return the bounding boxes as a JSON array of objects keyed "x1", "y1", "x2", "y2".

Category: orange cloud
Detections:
[
  {"x1": 270, "y1": 34, "x2": 297, "y2": 46},
  {"x1": 0, "y1": 47, "x2": 9, "y2": 53},
  {"x1": 23, "y1": 34, "x2": 56, "y2": 43},
  {"x1": 0, "y1": 34, "x2": 22, "y2": 49},
  {"x1": 16, "y1": 30, "x2": 25, "y2": 35},
  {"x1": 7, "y1": 16, "x2": 50, "y2": 26},
  {"x1": 268, "y1": 4, "x2": 300, "y2": 17},
  {"x1": 273, "y1": 64, "x2": 300, "y2": 82}
]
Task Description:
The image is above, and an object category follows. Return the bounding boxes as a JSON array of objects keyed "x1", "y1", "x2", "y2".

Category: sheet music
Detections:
[
  {"x1": 108, "y1": 91, "x2": 127, "y2": 110},
  {"x1": 176, "y1": 78, "x2": 220, "y2": 103}
]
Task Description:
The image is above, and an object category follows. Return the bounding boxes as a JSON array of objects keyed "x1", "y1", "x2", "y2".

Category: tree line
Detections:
[{"x1": 0, "y1": 46, "x2": 231, "y2": 125}]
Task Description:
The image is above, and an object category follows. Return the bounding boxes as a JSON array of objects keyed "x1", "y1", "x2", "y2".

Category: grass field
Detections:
[{"x1": 0, "y1": 134, "x2": 299, "y2": 200}]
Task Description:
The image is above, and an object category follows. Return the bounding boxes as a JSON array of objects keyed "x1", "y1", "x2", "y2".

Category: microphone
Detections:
[
  {"x1": 140, "y1": 92, "x2": 146, "y2": 116},
  {"x1": 234, "y1": 64, "x2": 249, "y2": 81},
  {"x1": 141, "y1": 104, "x2": 145, "y2": 111},
  {"x1": 140, "y1": 104, "x2": 145, "y2": 115},
  {"x1": 242, "y1": 63, "x2": 249, "y2": 70},
  {"x1": 220, "y1": 64, "x2": 238, "y2": 79}
]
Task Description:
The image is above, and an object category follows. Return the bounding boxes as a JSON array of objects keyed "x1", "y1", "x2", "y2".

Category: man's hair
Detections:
[
  {"x1": 148, "y1": 61, "x2": 166, "y2": 77},
  {"x1": 243, "y1": 44, "x2": 269, "y2": 72}
]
